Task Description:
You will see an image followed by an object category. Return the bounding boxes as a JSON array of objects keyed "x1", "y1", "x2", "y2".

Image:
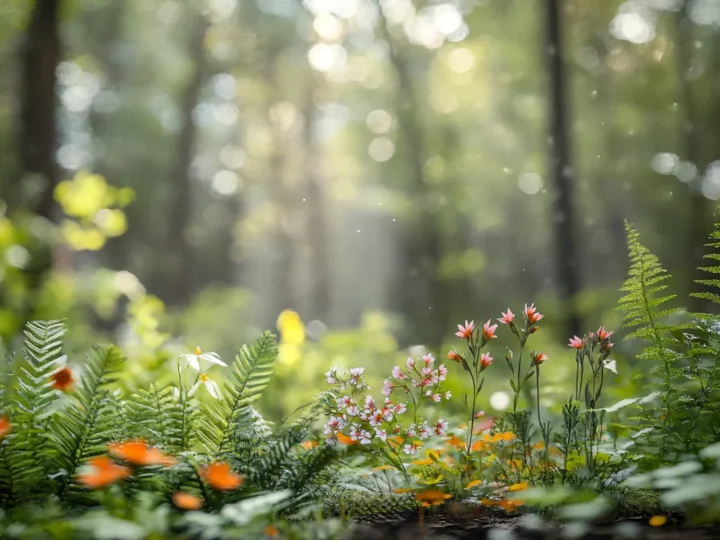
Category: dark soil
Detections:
[{"x1": 347, "y1": 507, "x2": 720, "y2": 539}]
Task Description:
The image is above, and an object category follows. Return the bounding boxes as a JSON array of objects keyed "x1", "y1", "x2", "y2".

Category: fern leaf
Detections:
[
  {"x1": 51, "y1": 345, "x2": 126, "y2": 501},
  {"x1": 692, "y1": 206, "x2": 720, "y2": 306},
  {"x1": 200, "y1": 332, "x2": 278, "y2": 457},
  {"x1": 4, "y1": 320, "x2": 66, "y2": 501}
]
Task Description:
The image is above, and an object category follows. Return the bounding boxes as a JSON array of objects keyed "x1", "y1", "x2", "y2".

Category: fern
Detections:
[
  {"x1": 199, "y1": 332, "x2": 278, "y2": 458},
  {"x1": 51, "y1": 345, "x2": 126, "y2": 501},
  {"x1": 692, "y1": 206, "x2": 720, "y2": 306},
  {"x1": 126, "y1": 384, "x2": 178, "y2": 449},
  {"x1": 4, "y1": 320, "x2": 66, "y2": 501}
]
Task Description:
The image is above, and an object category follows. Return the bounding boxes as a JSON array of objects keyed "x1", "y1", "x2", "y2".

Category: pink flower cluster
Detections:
[{"x1": 323, "y1": 355, "x2": 450, "y2": 454}]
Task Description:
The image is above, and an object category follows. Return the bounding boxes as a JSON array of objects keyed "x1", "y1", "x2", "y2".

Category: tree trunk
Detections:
[
  {"x1": 164, "y1": 15, "x2": 209, "y2": 305},
  {"x1": 544, "y1": 0, "x2": 583, "y2": 338},
  {"x1": 19, "y1": 0, "x2": 61, "y2": 219},
  {"x1": 302, "y1": 92, "x2": 331, "y2": 322}
]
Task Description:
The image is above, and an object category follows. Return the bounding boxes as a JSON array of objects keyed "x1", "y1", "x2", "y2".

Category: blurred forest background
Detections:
[{"x1": 1, "y1": 0, "x2": 720, "y2": 418}]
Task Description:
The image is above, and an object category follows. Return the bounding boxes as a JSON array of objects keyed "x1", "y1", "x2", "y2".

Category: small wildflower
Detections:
[
  {"x1": 393, "y1": 487, "x2": 412, "y2": 494},
  {"x1": 265, "y1": 525, "x2": 280, "y2": 537},
  {"x1": 649, "y1": 515, "x2": 667, "y2": 527},
  {"x1": 465, "y1": 479, "x2": 482, "y2": 489},
  {"x1": 444, "y1": 391, "x2": 452, "y2": 400},
  {"x1": 391, "y1": 366, "x2": 404, "y2": 379},
  {"x1": 532, "y1": 352, "x2": 548, "y2": 365},
  {"x1": 78, "y1": 456, "x2": 130, "y2": 489},
  {"x1": 180, "y1": 347, "x2": 227, "y2": 371},
  {"x1": 568, "y1": 336, "x2": 583, "y2": 349},
  {"x1": 431, "y1": 393, "x2": 442, "y2": 403},
  {"x1": 403, "y1": 444, "x2": 418, "y2": 455},
  {"x1": 455, "y1": 320, "x2": 475, "y2": 339},
  {"x1": 300, "y1": 440, "x2": 318, "y2": 451},
  {"x1": 603, "y1": 358, "x2": 618, "y2": 374},
  {"x1": 172, "y1": 492, "x2": 203, "y2": 510},
  {"x1": 498, "y1": 308, "x2": 515, "y2": 325},
  {"x1": 524, "y1": 303, "x2": 543, "y2": 324},
  {"x1": 382, "y1": 379, "x2": 393, "y2": 397},
  {"x1": 0, "y1": 416, "x2": 10, "y2": 440},
  {"x1": 375, "y1": 428, "x2": 387, "y2": 442},
  {"x1": 423, "y1": 353, "x2": 435, "y2": 365},
  {"x1": 108, "y1": 440, "x2": 177, "y2": 467},
  {"x1": 479, "y1": 352, "x2": 493, "y2": 370},
  {"x1": 446, "y1": 352, "x2": 458, "y2": 365},
  {"x1": 406, "y1": 356, "x2": 416, "y2": 370},
  {"x1": 434, "y1": 419, "x2": 449, "y2": 436},
  {"x1": 597, "y1": 326, "x2": 613, "y2": 341},
  {"x1": 508, "y1": 482, "x2": 529, "y2": 491},
  {"x1": 325, "y1": 367, "x2": 338, "y2": 384},
  {"x1": 482, "y1": 320, "x2": 498, "y2": 341},
  {"x1": 201, "y1": 462, "x2": 243, "y2": 491},
  {"x1": 415, "y1": 490, "x2": 451, "y2": 504},
  {"x1": 52, "y1": 367, "x2": 74, "y2": 392},
  {"x1": 189, "y1": 373, "x2": 222, "y2": 399}
]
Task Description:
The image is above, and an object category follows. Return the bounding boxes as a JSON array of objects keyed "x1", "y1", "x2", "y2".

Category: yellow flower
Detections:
[
  {"x1": 508, "y1": 482, "x2": 529, "y2": 491},
  {"x1": 465, "y1": 479, "x2": 482, "y2": 489},
  {"x1": 649, "y1": 515, "x2": 667, "y2": 527}
]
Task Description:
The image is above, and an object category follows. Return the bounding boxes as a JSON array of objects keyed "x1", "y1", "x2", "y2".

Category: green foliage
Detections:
[
  {"x1": 52, "y1": 345, "x2": 126, "y2": 501},
  {"x1": 692, "y1": 207, "x2": 720, "y2": 307},
  {"x1": 2, "y1": 320, "x2": 66, "y2": 502},
  {"x1": 200, "y1": 331, "x2": 278, "y2": 458}
]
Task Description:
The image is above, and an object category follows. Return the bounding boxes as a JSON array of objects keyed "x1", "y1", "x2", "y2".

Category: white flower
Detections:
[
  {"x1": 180, "y1": 346, "x2": 227, "y2": 371},
  {"x1": 406, "y1": 424, "x2": 417, "y2": 438},
  {"x1": 444, "y1": 391, "x2": 452, "y2": 400},
  {"x1": 346, "y1": 405, "x2": 360, "y2": 417},
  {"x1": 421, "y1": 366, "x2": 433, "y2": 376},
  {"x1": 403, "y1": 444, "x2": 418, "y2": 455},
  {"x1": 382, "y1": 379, "x2": 393, "y2": 397},
  {"x1": 418, "y1": 422, "x2": 430, "y2": 440},
  {"x1": 360, "y1": 430, "x2": 372, "y2": 445},
  {"x1": 364, "y1": 395, "x2": 376, "y2": 410},
  {"x1": 382, "y1": 408, "x2": 393, "y2": 422},
  {"x1": 431, "y1": 393, "x2": 442, "y2": 403},
  {"x1": 394, "y1": 402, "x2": 407, "y2": 414},
  {"x1": 405, "y1": 357, "x2": 416, "y2": 370},
  {"x1": 375, "y1": 428, "x2": 387, "y2": 442},
  {"x1": 337, "y1": 395, "x2": 353, "y2": 409},
  {"x1": 349, "y1": 425, "x2": 361, "y2": 441},
  {"x1": 423, "y1": 353, "x2": 435, "y2": 366},
  {"x1": 325, "y1": 367, "x2": 338, "y2": 384},
  {"x1": 324, "y1": 416, "x2": 341, "y2": 435},
  {"x1": 434, "y1": 419, "x2": 449, "y2": 436},
  {"x1": 603, "y1": 359, "x2": 618, "y2": 374},
  {"x1": 189, "y1": 373, "x2": 221, "y2": 399},
  {"x1": 391, "y1": 366, "x2": 404, "y2": 379}
]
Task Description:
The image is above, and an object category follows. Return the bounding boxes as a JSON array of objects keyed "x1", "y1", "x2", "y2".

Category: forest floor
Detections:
[{"x1": 348, "y1": 509, "x2": 720, "y2": 539}]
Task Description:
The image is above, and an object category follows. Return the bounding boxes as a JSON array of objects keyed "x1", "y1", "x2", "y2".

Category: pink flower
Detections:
[
  {"x1": 475, "y1": 410, "x2": 485, "y2": 418},
  {"x1": 597, "y1": 326, "x2": 613, "y2": 341},
  {"x1": 394, "y1": 402, "x2": 407, "y2": 414},
  {"x1": 325, "y1": 367, "x2": 338, "y2": 384},
  {"x1": 418, "y1": 422, "x2": 430, "y2": 440},
  {"x1": 480, "y1": 352, "x2": 493, "y2": 370},
  {"x1": 346, "y1": 405, "x2": 359, "y2": 417},
  {"x1": 364, "y1": 396, "x2": 376, "y2": 411},
  {"x1": 568, "y1": 336, "x2": 584, "y2": 349},
  {"x1": 407, "y1": 424, "x2": 417, "y2": 438},
  {"x1": 360, "y1": 430, "x2": 372, "y2": 445},
  {"x1": 431, "y1": 393, "x2": 442, "y2": 403},
  {"x1": 482, "y1": 320, "x2": 498, "y2": 340},
  {"x1": 444, "y1": 391, "x2": 452, "y2": 400},
  {"x1": 533, "y1": 352, "x2": 548, "y2": 365},
  {"x1": 382, "y1": 379, "x2": 393, "y2": 397},
  {"x1": 498, "y1": 308, "x2": 515, "y2": 325},
  {"x1": 434, "y1": 419, "x2": 449, "y2": 436},
  {"x1": 447, "y1": 350, "x2": 461, "y2": 363},
  {"x1": 391, "y1": 366, "x2": 404, "y2": 380},
  {"x1": 524, "y1": 303, "x2": 544, "y2": 324},
  {"x1": 455, "y1": 320, "x2": 475, "y2": 339},
  {"x1": 403, "y1": 444, "x2": 418, "y2": 455},
  {"x1": 423, "y1": 353, "x2": 435, "y2": 366},
  {"x1": 437, "y1": 364, "x2": 448, "y2": 381},
  {"x1": 406, "y1": 357, "x2": 416, "y2": 370},
  {"x1": 375, "y1": 428, "x2": 387, "y2": 442}
]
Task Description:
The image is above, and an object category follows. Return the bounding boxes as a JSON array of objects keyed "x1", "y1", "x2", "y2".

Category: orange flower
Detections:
[
  {"x1": 108, "y1": 440, "x2": 176, "y2": 467},
  {"x1": 172, "y1": 492, "x2": 203, "y2": 510},
  {"x1": 0, "y1": 416, "x2": 10, "y2": 440},
  {"x1": 481, "y1": 498, "x2": 498, "y2": 507},
  {"x1": 52, "y1": 367, "x2": 74, "y2": 392},
  {"x1": 649, "y1": 515, "x2": 667, "y2": 527},
  {"x1": 300, "y1": 440, "x2": 318, "y2": 450},
  {"x1": 465, "y1": 479, "x2": 482, "y2": 489},
  {"x1": 336, "y1": 432, "x2": 359, "y2": 446},
  {"x1": 446, "y1": 435, "x2": 466, "y2": 450},
  {"x1": 388, "y1": 435, "x2": 404, "y2": 449},
  {"x1": 508, "y1": 482, "x2": 529, "y2": 491},
  {"x1": 471, "y1": 440, "x2": 487, "y2": 452},
  {"x1": 78, "y1": 456, "x2": 130, "y2": 489},
  {"x1": 499, "y1": 498, "x2": 523, "y2": 512},
  {"x1": 393, "y1": 487, "x2": 412, "y2": 494},
  {"x1": 265, "y1": 525, "x2": 279, "y2": 537},
  {"x1": 202, "y1": 461, "x2": 243, "y2": 491},
  {"x1": 415, "y1": 490, "x2": 451, "y2": 505}
]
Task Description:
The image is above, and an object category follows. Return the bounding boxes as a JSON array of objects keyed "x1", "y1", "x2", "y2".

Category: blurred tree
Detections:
[{"x1": 544, "y1": 0, "x2": 582, "y2": 338}]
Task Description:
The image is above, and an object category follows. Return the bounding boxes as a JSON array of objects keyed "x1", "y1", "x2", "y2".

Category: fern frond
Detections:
[
  {"x1": 51, "y1": 345, "x2": 126, "y2": 501},
  {"x1": 199, "y1": 332, "x2": 278, "y2": 458},
  {"x1": 5, "y1": 320, "x2": 66, "y2": 501},
  {"x1": 692, "y1": 206, "x2": 720, "y2": 306},
  {"x1": 126, "y1": 384, "x2": 178, "y2": 448},
  {"x1": 617, "y1": 223, "x2": 677, "y2": 339}
]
